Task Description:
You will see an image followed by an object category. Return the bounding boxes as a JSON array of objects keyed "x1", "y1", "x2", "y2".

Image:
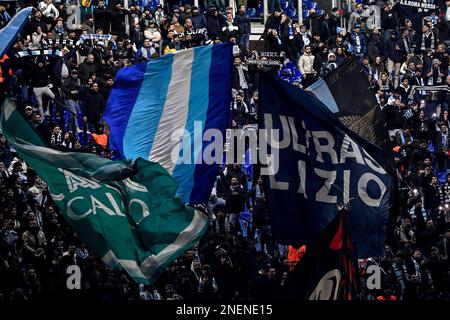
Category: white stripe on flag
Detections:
[
  {"x1": 118, "y1": 259, "x2": 147, "y2": 279},
  {"x1": 101, "y1": 250, "x2": 120, "y2": 268},
  {"x1": 4, "y1": 99, "x2": 15, "y2": 121},
  {"x1": 140, "y1": 209, "x2": 207, "y2": 279},
  {"x1": 148, "y1": 49, "x2": 195, "y2": 174}
]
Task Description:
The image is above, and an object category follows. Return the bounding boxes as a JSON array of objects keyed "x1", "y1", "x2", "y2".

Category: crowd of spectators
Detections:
[{"x1": 0, "y1": 0, "x2": 450, "y2": 301}]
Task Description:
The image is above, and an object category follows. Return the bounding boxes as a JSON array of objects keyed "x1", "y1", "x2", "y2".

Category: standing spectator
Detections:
[
  {"x1": 426, "y1": 59, "x2": 445, "y2": 86},
  {"x1": 225, "y1": 177, "x2": 246, "y2": 235},
  {"x1": 435, "y1": 124, "x2": 450, "y2": 172},
  {"x1": 82, "y1": 13, "x2": 94, "y2": 34},
  {"x1": 50, "y1": 125, "x2": 63, "y2": 147},
  {"x1": 386, "y1": 31, "x2": 403, "y2": 87},
  {"x1": 32, "y1": 57, "x2": 55, "y2": 117},
  {"x1": 424, "y1": 175, "x2": 443, "y2": 221},
  {"x1": 190, "y1": 6, "x2": 207, "y2": 30},
  {"x1": 348, "y1": 3, "x2": 370, "y2": 32},
  {"x1": 130, "y1": 22, "x2": 144, "y2": 48},
  {"x1": 82, "y1": 82, "x2": 105, "y2": 129},
  {"x1": 298, "y1": 45, "x2": 316, "y2": 87},
  {"x1": 234, "y1": 5, "x2": 250, "y2": 55},
  {"x1": 94, "y1": 0, "x2": 110, "y2": 33},
  {"x1": 21, "y1": 219, "x2": 47, "y2": 265},
  {"x1": 232, "y1": 57, "x2": 248, "y2": 101},
  {"x1": 0, "y1": 134, "x2": 12, "y2": 168},
  {"x1": 206, "y1": 6, "x2": 224, "y2": 42},
  {"x1": 78, "y1": 54, "x2": 97, "y2": 84},
  {"x1": 110, "y1": 0, "x2": 126, "y2": 36},
  {"x1": 230, "y1": 91, "x2": 248, "y2": 128},
  {"x1": 349, "y1": 24, "x2": 366, "y2": 59},
  {"x1": 320, "y1": 52, "x2": 338, "y2": 77},
  {"x1": 437, "y1": 229, "x2": 450, "y2": 259},
  {"x1": 297, "y1": 24, "x2": 311, "y2": 50},
  {"x1": 418, "y1": 23, "x2": 437, "y2": 53},
  {"x1": 367, "y1": 27, "x2": 383, "y2": 63},
  {"x1": 221, "y1": 13, "x2": 240, "y2": 43},
  {"x1": 144, "y1": 22, "x2": 162, "y2": 53},
  {"x1": 38, "y1": 0, "x2": 59, "y2": 28}
]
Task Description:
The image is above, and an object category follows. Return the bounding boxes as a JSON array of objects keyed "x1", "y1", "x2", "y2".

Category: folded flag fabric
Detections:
[
  {"x1": 306, "y1": 56, "x2": 380, "y2": 144},
  {"x1": 0, "y1": 98, "x2": 208, "y2": 284},
  {"x1": 0, "y1": 7, "x2": 33, "y2": 57},
  {"x1": 104, "y1": 44, "x2": 233, "y2": 205}
]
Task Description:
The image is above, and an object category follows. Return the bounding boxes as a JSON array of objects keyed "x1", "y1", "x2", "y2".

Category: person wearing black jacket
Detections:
[
  {"x1": 319, "y1": 13, "x2": 331, "y2": 43},
  {"x1": 434, "y1": 124, "x2": 450, "y2": 172},
  {"x1": 78, "y1": 54, "x2": 97, "y2": 84},
  {"x1": 264, "y1": 9, "x2": 281, "y2": 51},
  {"x1": 28, "y1": 10, "x2": 47, "y2": 34},
  {"x1": 110, "y1": 1, "x2": 127, "y2": 36},
  {"x1": 206, "y1": 7, "x2": 224, "y2": 41},
  {"x1": 234, "y1": 5, "x2": 251, "y2": 55},
  {"x1": 32, "y1": 57, "x2": 55, "y2": 117},
  {"x1": 226, "y1": 176, "x2": 246, "y2": 235},
  {"x1": 328, "y1": 8, "x2": 341, "y2": 35},
  {"x1": 221, "y1": 13, "x2": 241, "y2": 43},
  {"x1": 62, "y1": 69, "x2": 80, "y2": 116},
  {"x1": 82, "y1": 82, "x2": 105, "y2": 129},
  {"x1": 94, "y1": 0, "x2": 111, "y2": 33},
  {"x1": 32, "y1": 114, "x2": 52, "y2": 143}
]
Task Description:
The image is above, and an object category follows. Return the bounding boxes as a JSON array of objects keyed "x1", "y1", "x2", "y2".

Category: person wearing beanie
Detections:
[
  {"x1": 426, "y1": 58, "x2": 445, "y2": 86},
  {"x1": 320, "y1": 51, "x2": 338, "y2": 77},
  {"x1": 82, "y1": 12, "x2": 94, "y2": 34}
]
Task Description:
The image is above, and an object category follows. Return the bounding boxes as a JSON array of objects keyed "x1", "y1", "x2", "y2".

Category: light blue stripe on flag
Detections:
[
  {"x1": 123, "y1": 55, "x2": 174, "y2": 159},
  {"x1": 172, "y1": 46, "x2": 212, "y2": 203}
]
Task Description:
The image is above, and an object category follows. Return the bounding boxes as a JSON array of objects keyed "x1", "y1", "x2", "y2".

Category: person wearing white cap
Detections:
[{"x1": 320, "y1": 52, "x2": 338, "y2": 77}]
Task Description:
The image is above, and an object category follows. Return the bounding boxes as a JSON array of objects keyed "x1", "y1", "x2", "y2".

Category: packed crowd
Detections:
[{"x1": 0, "y1": 0, "x2": 450, "y2": 301}]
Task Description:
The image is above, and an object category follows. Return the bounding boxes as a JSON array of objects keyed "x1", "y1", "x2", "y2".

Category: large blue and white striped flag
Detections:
[{"x1": 104, "y1": 44, "x2": 233, "y2": 204}]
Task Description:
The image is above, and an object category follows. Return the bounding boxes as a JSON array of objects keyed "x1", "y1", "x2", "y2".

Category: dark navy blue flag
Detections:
[{"x1": 258, "y1": 73, "x2": 389, "y2": 258}]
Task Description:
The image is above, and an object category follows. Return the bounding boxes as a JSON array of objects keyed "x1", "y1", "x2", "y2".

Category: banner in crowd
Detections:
[
  {"x1": 258, "y1": 73, "x2": 389, "y2": 258},
  {"x1": 307, "y1": 56, "x2": 379, "y2": 144},
  {"x1": 0, "y1": 7, "x2": 33, "y2": 57},
  {"x1": 104, "y1": 43, "x2": 233, "y2": 205},
  {"x1": 0, "y1": 99, "x2": 208, "y2": 284},
  {"x1": 399, "y1": 0, "x2": 437, "y2": 9},
  {"x1": 286, "y1": 210, "x2": 359, "y2": 300}
]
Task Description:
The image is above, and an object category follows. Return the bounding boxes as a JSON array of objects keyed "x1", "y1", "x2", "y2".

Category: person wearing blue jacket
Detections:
[{"x1": 348, "y1": 24, "x2": 366, "y2": 59}]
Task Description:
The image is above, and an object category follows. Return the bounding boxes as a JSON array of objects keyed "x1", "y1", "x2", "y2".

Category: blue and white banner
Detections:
[
  {"x1": 258, "y1": 73, "x2": 389, "y2": 258},
  {"x1": 104, "y1": 44, "x2": 233, "y2": 204}
]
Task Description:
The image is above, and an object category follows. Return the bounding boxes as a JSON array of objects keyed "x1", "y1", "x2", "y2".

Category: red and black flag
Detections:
[{"x1": 286, "y1": 210, "x2": 359, "y2": 300}]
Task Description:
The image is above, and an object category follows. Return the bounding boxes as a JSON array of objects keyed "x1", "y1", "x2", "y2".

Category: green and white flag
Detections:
[{"x1": 0, "y1": 99, "x2": 208, "y2": 284}]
